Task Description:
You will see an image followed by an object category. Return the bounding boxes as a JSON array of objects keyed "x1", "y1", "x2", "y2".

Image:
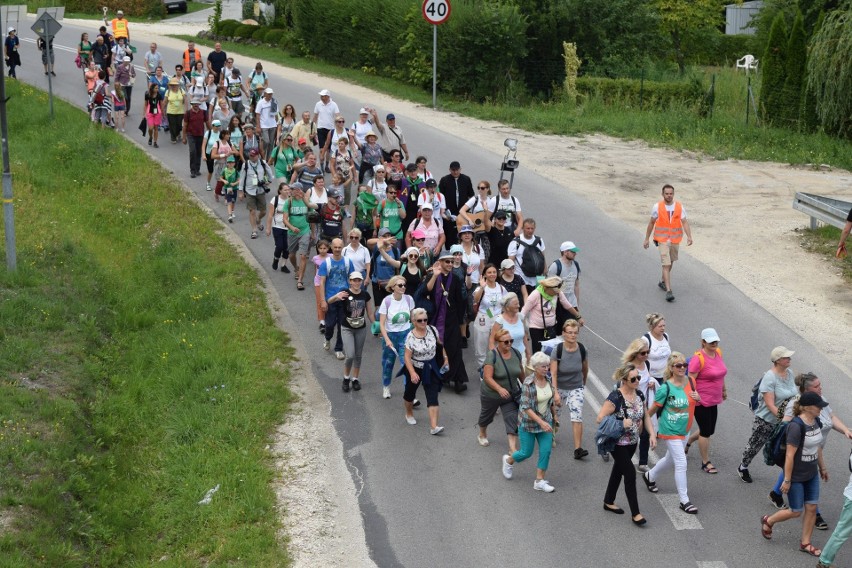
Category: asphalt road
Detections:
[{"x1": 9, "y1": 17, "x2": 852, "y2": 568}]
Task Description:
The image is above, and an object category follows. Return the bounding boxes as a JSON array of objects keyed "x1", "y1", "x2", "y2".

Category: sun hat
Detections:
[
  {"x1": 319, "y1": 89, "x2": 330, "y2": 96},
  {"x1": 449, "y1": 244, "x2": 464, "y2": 254},
  {"x1": 771, "y1": 346, "x2": 795, "y2": 362},
  {"x1": 458, "y1": 225, "x2": 474, "y2": 234}
]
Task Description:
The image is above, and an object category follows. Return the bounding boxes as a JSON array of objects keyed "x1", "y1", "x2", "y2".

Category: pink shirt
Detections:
[
  {"x1": 312, "y1": 254, "x2": 327, "y2": 286},
  {"x1": 520, "y1": 289, "x2": 572, "y2": 329},
  {"x1": 688, "y1": 350, "x2": 727, "y2": 407}
]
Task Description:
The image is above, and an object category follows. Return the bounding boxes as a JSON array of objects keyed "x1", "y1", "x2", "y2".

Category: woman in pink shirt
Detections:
[
  {"x1": 685, "y1": 327, "x2": 727, "y2": 474},
  {"x1": 520, "y1": 276, "x2": 583, "y2": 354}
]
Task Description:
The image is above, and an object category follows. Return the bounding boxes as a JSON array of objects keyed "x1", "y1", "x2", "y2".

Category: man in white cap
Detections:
[
  {"x1": 256, "y1": 87, "x2": 279, "y2": 160},
  {"x1": 547, "y1": 241, "x2": 581, "y2": 331},
  {"x1": 312, "y1": 89, "x2": 339, "y2": 172},
  {"x1": 104, "y1": 8, "x2": 130, "y2": 43},
  {"x1": 114, "y1": 55, "x2": 136, "y2": 113}
]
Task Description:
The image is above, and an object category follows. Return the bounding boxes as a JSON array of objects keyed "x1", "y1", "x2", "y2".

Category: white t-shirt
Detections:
[
  {"x1": 546, "y1": 258, "x2": 580, "y2": 307},
  {"x1": 370, "y1": 179, "x2": 388, "y2": 201},
  {"x1": 463, "y1": 195, "x2": 487, "y2": 214},
  {"x1": 270, "y1": 195, "x2": 289, "y2": 230},
  {"x1": 476, "y1": 282, "x2": 506, "y2": 316},
  {"x1": 350, "y1": 120, "x2": 373, "y2": 146},
  {"x1": 256, "y1": 98, "x2": 277, "y2": 129},
  {"x1": 313, "y1": 99, "x2": 340, "y2": 129},
  {"x1": 416, "y1": 192, "x2": 446, "y2": 218},
  {"x1": 461, "y1": 245, "x2": 482, "y2": 284},
  {"x1": 641, "y1": 333, "x2": 671, "y2": 379},
  {"x1": 487, "y1": 195, "x2": 522, "y2": 229},
  {"x1": 379, "y1": 295, "x2": 415, "y2": 333},
  {"x1": 507, "y1": 235, "x2": 545, "y2": 286},
  {"x1": 650, "y1": 202, "x2": 688, "y2": 220},
  {"x1": 343, "y1": 244, "x2": 371, "y2": 273}
]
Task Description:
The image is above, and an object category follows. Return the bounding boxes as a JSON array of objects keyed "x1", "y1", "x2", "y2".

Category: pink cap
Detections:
[{"x1": 410, "y1": 229, "x2": 426, "y2": 240}]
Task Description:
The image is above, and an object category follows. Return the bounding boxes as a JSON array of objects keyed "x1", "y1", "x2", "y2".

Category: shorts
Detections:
[
  {"x1": 693, "y1": 404, "x2": 718, "y2": 437},
  {"x1": 556, "y1": 387, "x2": 585, "y2": 423},
  {"x1": 288, "y1": 230, "x2": 311, "y2": 257},
  {"x1": 230, "y1": 99, "x2": 244, "y2": 115},
  {"x1": 93, "y1": 108, "x2": 110, "y2": 125},
  {"x1": 244, "y1": 192, "x2": 266, "y2": 212},
  {"x1": 225, "y1": 191, "x2": 238, "y2": 204},
  {"x1": 205, "y1": 153, "x2": 214, "y2": 174},
  {"x1": 787, "y1": 473, "x2": 820, "y2": 512},
  {"x1": 659, "y1": 241, "x2": 679, "y2": 266}
]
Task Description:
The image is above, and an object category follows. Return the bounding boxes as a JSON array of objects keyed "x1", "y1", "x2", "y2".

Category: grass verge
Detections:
[
  {"x1": 173, "y1": 35, "x2": 852, "y2": 172},
  {"x1": 798, "y1": 225, "x2": 852, "y2": 282},
  {"x1": 0, "y1": 80, "x2": 293, "y2": 567},
  {"x1": 2, "y1": 0, "x2": 208, "y2": 21}
]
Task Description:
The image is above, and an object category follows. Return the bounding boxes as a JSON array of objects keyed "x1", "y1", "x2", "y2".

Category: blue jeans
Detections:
[
  {"x1": 820, "y1": 496, "x2": 852, "y2": 565},
  {"x1": 773, "y1": 470, "x2": 822, "y2": 515},
  {"x1": 381, "y1": 330, "x2": 408, "y2": 386},
  {"x1": 512, "y1": 430, "x2": 553, "y2": 472},
  {"x1": 324, "y1": 301, "x2": 345, "y2": 352},
  {"x1": 787, "y1": 473, "x2": 820, "y2": 512}
]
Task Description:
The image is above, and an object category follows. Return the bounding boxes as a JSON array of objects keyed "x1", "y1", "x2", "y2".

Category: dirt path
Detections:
[{"x1": 108, "y1": 20, "x2": 852, "y2": 564}]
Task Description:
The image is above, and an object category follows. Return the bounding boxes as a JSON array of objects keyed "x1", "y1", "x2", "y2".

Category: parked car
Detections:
[{"x1": 163, "y1": 0, "x2": 188, "y2": 14}]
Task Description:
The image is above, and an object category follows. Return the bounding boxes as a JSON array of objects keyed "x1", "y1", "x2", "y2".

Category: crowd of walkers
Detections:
[{"x1": 57, "y1": 31, "x2": 852, "y2": 565}]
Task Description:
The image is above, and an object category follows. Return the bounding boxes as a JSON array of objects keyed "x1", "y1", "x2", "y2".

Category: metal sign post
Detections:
[
  {"x1": 421, "y1": 0, "x2": 451, "y2": 109},
  {"x1": 0, "y1": 8, "x2": 16, "y2": 270},
  {"x1": 32, "y1": 12, "x2": 62, "y2": 118}
]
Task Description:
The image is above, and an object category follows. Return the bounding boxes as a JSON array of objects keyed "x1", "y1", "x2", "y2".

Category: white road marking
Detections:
[
  {"x1": 656, "y1": 493, "x2": 704, "y2": 530},
  {"x1": 696, "y1": 562, "x2": 728, "y2": 568}
]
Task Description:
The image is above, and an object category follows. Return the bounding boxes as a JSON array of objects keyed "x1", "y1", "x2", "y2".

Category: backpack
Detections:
[
  {"x1": 552, "y1": 258, "x2": 581, "y2": 278},
  {"x1": 748, "y1": 377, "x2": 764, "y2": 412},
  {"x1": 324, "y1": 256, "x2": 354, "y2": 280},
  {"x1": 514, "y1": 236, "x2": 545, "y2": 277},
  {"x1": 764, "y1": 416, "x2": 821, "y2": 468},
  {"x1": 686, "y1": 347, "x2": 723, "y2": 374},
  {"x1": 654, "y1": 375, "x2": 696, "y2": 417},
  {"x1": 93, "y1": 83, "x2": 106, "y2": 106},
  {"x1": 490, "y1": 196, "x2": 519, "y2": 225},
  {"x1": 555, "y1": 342, "x2": 587, "y2": 364}
]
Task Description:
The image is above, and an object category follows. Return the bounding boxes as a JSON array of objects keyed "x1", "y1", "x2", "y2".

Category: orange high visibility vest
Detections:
[
  {"x1": 111, "y1": 18, "x2": 128, "y2": 39},
  {"x1": 183, "y1": 48, "x2": 201, "y2": 70},
  {"x1": 653, "y1": 201, "x2": 683, "y2": 244}
]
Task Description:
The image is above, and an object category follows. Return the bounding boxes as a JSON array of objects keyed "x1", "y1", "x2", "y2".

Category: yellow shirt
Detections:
[{"x1": 165, "y1": 90, "x2": 185, "y2": 115}]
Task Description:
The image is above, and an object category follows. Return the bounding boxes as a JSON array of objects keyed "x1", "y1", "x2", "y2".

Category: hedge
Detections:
[
  {"x1": 576, "y1": 76, "x2": 704, "y2": 108},
  {"x1": 233, "y1": 24, "x2": 260, "y2": 39},
  {"x1": 687, "y1": 32, "x2": 760, "y2": 67},
  {"x1": 65, "y1": 0, "x2": 163, "y2": 18},
  {"x1": 217, "y1": 19, "x2": 241, "y2": 37},
  {"x1": 264, "y1": 29, "x2": 286, "y2": 44},
  {"x1": 251, "y1": 28, "x2": 267, "y2": 41}
]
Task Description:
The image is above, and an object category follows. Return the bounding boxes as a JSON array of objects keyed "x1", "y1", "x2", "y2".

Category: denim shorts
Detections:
[{"x1": 787, "y1": 473, "x2": 820, "y2": 512}]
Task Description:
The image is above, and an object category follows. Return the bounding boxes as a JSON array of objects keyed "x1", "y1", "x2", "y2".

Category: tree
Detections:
[
  {"x1": 799, "y1": 10, "x2": 825, "y2": 132},
  {"x1": 760, "y1": 12, "x2": 788, "y2": 124},
  {"x1": 654, "y1": 0, "x2": 723, "y2": 74},
  {"x1": 779, "y1": 10, "x2": 807, "y2": 127},
  {"x1": 807, "y1": 5, "x2": 852, "y2": 138}
]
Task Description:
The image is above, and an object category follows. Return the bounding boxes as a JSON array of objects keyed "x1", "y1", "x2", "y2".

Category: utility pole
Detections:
[{"x1": 0, "y1": 7, "x2": 17, "y2": 271}]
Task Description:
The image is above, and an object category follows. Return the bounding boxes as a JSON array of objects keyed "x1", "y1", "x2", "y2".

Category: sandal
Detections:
[
  {"x1": 684, "y1": 442, "x2": 691, "y2": 455},
  {"x1": 296, "y1": 281, "x2": 305, "y2": 290},
  {"x1": 800, "y1": 543, "x2": 822, "y2": 557},
  {"x1": 761, "y1": 515, "x2": 773, "y2": 540},
  {"x1": 679, "y1": 501, "x2": 698, "y2": 514},
  {"x1": 642, "y1": 471, "x2": 659, "y2": 493},
  {"x1": 701, "y1": 461, "x2": 718, "y2": 474}
]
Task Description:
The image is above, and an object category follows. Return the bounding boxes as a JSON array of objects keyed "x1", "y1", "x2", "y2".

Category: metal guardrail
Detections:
[{"x1": 792, "y1": 192, "x2": 852, "y2": 230}]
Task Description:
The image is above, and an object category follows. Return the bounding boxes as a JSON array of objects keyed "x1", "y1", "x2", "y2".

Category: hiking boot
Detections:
[{"x1": 738, "y1": 465, "x2": 753, "y2": 483}]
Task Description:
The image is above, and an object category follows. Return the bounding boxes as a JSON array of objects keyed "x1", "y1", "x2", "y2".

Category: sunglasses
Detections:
[
  {"x1": 396, "y1": 283, "x2": 406, "y2": 288},
  {"x1": 387, "y1": 192, "x2": 397, "y2": 196},
  {"x1": 673, "y1": 363, "x2": 687, "y2": 369},
  {"x1": 349, "y1": 236, "x2": 359, "y2": 239},
  {"x1": 478, "y1": 186, "x2": 488, "y2": 190},
  {"x1": 336, "y1": 120, "x2": 345, "y2": 123},
  {"x1": 626, "y1": 376, "x2": 640, "y2": 384},
  {"x1": 408, "y1": 255, "x2": 419, "y2": 259},
  {"x1": 415, "y1": 318, "x2": 428, "y2": 323},
  {"x1": 413, "y1": 238, "x2": 424, "y2": 242},
  {"x1": 452, "y1": 252, "x2": 462, "y2": 256},
  {"x1": 498, "y1": 339, "x2": 512, "y2": 345},
  {"x1": 638, "y1": 351, "x2": 649, "y2": 356}
]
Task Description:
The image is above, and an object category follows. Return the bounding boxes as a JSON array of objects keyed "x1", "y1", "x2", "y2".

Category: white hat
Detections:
[
  {"x1": 359, "y1": 107, "x2": 368, "y2": 114},
  {"x1": 700, "y1": 328, "x2": 720, "y2": 343},
  {"x1": 349, "y1": 271, "x2": 364, "y2": 281},
  {"x1": 560, "y1": 241, "x2": 579, "y2": 253},
  {"x1": 500, "y1": 259, "x2": 515, "y2": 270},
  {"x1": 770, "y1": 346, "x2": 795, "y2": 362},
  {"x1": 117, "y1": 9, "x2": 124, "y2": 14},
  {"x1": 211, "y1": 119, "x2": 222, "y2": 127},
  {"x1": 264, "y1": 87, "x2": 273, "y2": 94},
  {"x1": 122, "y1": 55, "x2": 131, "y2": 62},
  {"x1": 7, "y1": 27, "x2": 15, "y2": 33},
  {"x1": 420, "y1": 202, "x2": 433, "y2": 210},
  {"x1": 318, "y1": 89, "x2": 330, "y2": 96}
]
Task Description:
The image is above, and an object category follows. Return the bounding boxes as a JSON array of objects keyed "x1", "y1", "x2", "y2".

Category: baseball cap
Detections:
[
  {"x1": 328, "y1": 190, "x2": 341, "y2": 200},
  {"x1": 290, "y1": 182, "x2": 304, "y2": 191},
  {"x1": 297, "y1": 137, "x2": 307, "y2": 145},
  {"x1": 500, "y1": 259, "x2": 514, "y2": 270},
  {"x1": 700, "y1": 328, "x2": 720, "y2": 343},
  {"x1": 117, "y1": 9, "x2": 124, "y2": 14},
  {"x1": 349, "y1": 271, "x2": 364, "y2": 281},
  {"x1": 560, "y1": 241, "x2": 579, "y2": 253},
  {"x1": 770, "y1": 346, "x2": 795, "y2": 362},
  {"x1": 373, "y1": 164, "x2": 385, "y2": 172},
  {"x1": 493, "y1": 210, "x2": 508, "y2": 220},
  {"x1": 425, "y1": 179, "x2": 437, "y2": 188},
  {"x1": 190, "y1": 100, "x2": 201, "y2": 105},
  {"x1": 359, "y1": 107, "x2": 368, "y2": 114},
  {"x1": 211, "y1": 119, "x2": 222, "y2": 127},
  {"x1": 420, "y1": 202, "x2": 433, "y2": 210},
  {"x1": 123, "y1": 55, "x2": 131, "y2": 62},
  {"x1": 386, "y1": 113, "x2": 396, "y2": 120},
  {"x1": 243, "y1": 123, "x2": 255, "y2": 129},
  {"x1": 411, "y1": 229, "x2": 426, "y2": 240},
  {"x1": 7, "y1": 27, "x2": 15, "y2": 33},
  {"x1": 405, "y1": 163, "x2": 418, "y2": 172},
  {"x1": 249, "y1": 148, "x2": 260, "y2": 157},
  {"x1": 264, "y1": 87, "x2": 274, "y2": 94},
  {"x1": 319, "y1": 89, "x2": 330, "y2": 96},
  {"x1": 799, "y1": 392, "x2": 828, "y2": 408},
  {"x1": 226, "y1": 156, "x2": 235, "y2": 162},
  {"x1": 377, "y1": 227, "x2": 392, "y2": 237}
]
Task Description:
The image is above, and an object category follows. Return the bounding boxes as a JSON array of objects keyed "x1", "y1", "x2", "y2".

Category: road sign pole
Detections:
[
  {"x1": 45, "y1": 31, "x2": 54, "y2": 118},
  {"x1": 432, "y1": 24, "x2": 437, "y2": 109},
  {"x1": 0, "y1": 8, "x2": 16, "y2": 271}
]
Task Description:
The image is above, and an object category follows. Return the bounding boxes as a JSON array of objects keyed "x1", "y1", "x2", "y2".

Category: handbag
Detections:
[
  {"x1": 74, "y1": 53, "x2": 82, "y2": 68},
  {"x1": 539, "y1": 294, "x2": 555, "y2": 339},
  {"x1": 495, "y1": 348, "x2": 522, "y2": 406}
]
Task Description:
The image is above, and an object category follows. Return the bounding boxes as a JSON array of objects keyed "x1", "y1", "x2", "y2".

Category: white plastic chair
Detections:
[{"x1": 736, "y1": 55, "x2": 759, "y2": 74}]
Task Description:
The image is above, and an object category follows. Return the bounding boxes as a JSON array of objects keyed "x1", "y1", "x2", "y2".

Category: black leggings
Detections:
[
  {"x1": 693, "y1": 404, "x2": 718, "y2": 437},
  {"x1": 272, "y1": 227, "x2": 288, "y2": 260},
  {"x1": 604, "y1": 443, "x2": 640, "y2": 516}
]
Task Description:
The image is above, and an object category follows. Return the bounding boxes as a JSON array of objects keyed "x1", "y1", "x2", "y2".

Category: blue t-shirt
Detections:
[
  {"x1": 372, "y1": 246, "x2": 398, "y2": 283},
  {"x1": 318, "y1": 257, "x2": 353, "y2": 300}
]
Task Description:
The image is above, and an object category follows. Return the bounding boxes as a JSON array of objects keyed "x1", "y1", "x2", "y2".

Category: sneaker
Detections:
[
  {"x1": 153, "y1": 142, "x2": 159, "y2": 148},
  {"x1": 351, "y1": 379, "x2": 361, "y2": 391},
  {"x1": 412, "y1": 399, "x2": 421, "y2": 408},
  {"x1": 382, "y1": 387, "x2": 391, "y2": 399},
  {"x1": 815, "y1": 514, "x2": 829, "y2": 530},
  {"x1": 430, "y1": 426, "x2": 444, "y2": 435},
  {"x1": 206, "y1": 182, "x2": 212, "y2": 191},
  {"x1": 768, "y1": 490, "x2": 786, "y2": 510},
  {"x1": 272, "y1": 258, "x2": 279, "y2": 270},
  {"x1": 342, "y1": 378, "x2": 350, "y2": 392},
  {"x1": 658, "y1": 280, "x2": 666, "y2": 291},
  {"x1": 323, "y1": 339, "x2": 330, "y2": 350},
  {"x1": 280, "y1": 264, "x2": 291, "y2": 273},
  {"x1": 405, "y1": 415, "x2": 416, "y2": 425},
  {"x1": 502, "y1": 455, "x2": 513, "y2": 479},
  {"x1": 335, "y1": 351, "x2": 345, "y2": 360},
  {"x1": 666, "y1": 290, "x2": 675, "y2": 302},
  {"x1": 319, "y1": 322, "x2": 326, "y2": 334},
  {"x1": 637, "y1": 464, "x2": 650, "y2": 473},
  {"x1": 228, "y1": 214, "x2": 234, "y2": 223},
  {"x1": 738, "y1": 465, "x2": 753, "y2": 483},
  {"x1": 251, "y1": 232, "x2": 258, "y2": 239},
  {"x1": 534, "y1": 479, "x2": 555, "y2": 493},
  {"x1": 258, "y1": 223, "x2": 264, "y2": 232},
  {"x1": 574, "y1": 447, "x2": 589, "y2": 460},
  {"x1": 478, "y1": 435, "x2": 490, "y2": 447}
]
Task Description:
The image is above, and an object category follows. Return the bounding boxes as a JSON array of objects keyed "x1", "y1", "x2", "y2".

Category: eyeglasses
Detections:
[
  {"x1": 441, "y1": 259, "x2": 453, "y2": 264},
  {"x1": 478, "y1": 186, "x2": 488, "y2": 190},
  {"x1": 498, "y1": 339, "x2": 512, "y2": 345},
  {"x1": 415, "y1": 318, "x2": 428, "y2": 323},
  {"x1": 413, "y1": 238, "x2": 424, "y2": 242},
  {"x1": 452, "y1": 252, "x2": 462, "y2": 256},
  {"x1": 672, "y1": 363, "x2": 687, "y2": 369},
  {"x1": 336, "y1": 120, "x2": 344, "y2": 123},
  {"x1": 349, "y1": 236, "x2": 359, "y2": 240},
  {"x1": 626, "y1": 376, "x2": 640, "y2": 384},
  {"x1": 396, "y1": 283, "x2": 406, "y2": 288},
  {"x1": 638, "y1": 351, "x2": 649, "y2": 356}
]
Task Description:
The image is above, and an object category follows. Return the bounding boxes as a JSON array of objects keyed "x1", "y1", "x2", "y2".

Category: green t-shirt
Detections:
[
  {"x1": 481, "y1": 348, "x2": 522, "y2": 400},
  {"x1": 654, "y1": 380, "x2": 692, "y2": 437},
  {"x1": 378, "y1": 199, "x2": 403, "y2": 238},
  {"x1": 221, "y1": 167, "x2": 240, "y2": 193},
  {"x1": 285, "y1": 198, "x2": 310, "y2": 234},
  {"x1": 272, "y1": 146, "x2": 302, "y2": 179}
]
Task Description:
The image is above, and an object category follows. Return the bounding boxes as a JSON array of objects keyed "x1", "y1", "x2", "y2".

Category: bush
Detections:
[
  {"x1": 217, "y1": 19, "x2": 241, "y2": 37},
  {"x1": 264, "y1": 29, "x2": 286, "y2": 44},
  {"x1": 233, "y1": 24, "x2": 260, "y2": 39},
  {"x1": 688, "y1": 33, "x2": 760, "y2": 67},
  {"x1": 65, "y1": 0, "x2": 163, "y2": 18},
  {"x1": 761, "y1": 12, "x2": 789, "y2": 123},
  {"x1": 576, "y1": 76, "x2": 704, "y2": 109},
  {"x1": 251, "y1": 27, "x2": 268, "y2": 41}
]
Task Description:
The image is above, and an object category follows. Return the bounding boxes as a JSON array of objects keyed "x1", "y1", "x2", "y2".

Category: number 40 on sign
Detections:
[{"x1": 422, "y1": 0, "x2": 451, "y2": 25}]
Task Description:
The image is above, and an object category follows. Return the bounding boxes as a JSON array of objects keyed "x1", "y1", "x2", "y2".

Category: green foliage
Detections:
[
  {"x1": 264, "y1": 29, "x2": 286, "y2": 44},
  {"x1": 217, "y1": 19, "x2": 241, "y2": 37},
  {"x1": 807, "y1": 5, "x2": 852, "y2": 138},
  {"x1": 233, "y1": 24, "x2": 260, "y2": 39},
  {"x1": 760, "y1": 12, "x2": 788, "y2": 123},
  {"x1": 575, "y1": 76, "x2": 704, "y2": 109},
  {"x1": 562, "y1": 42, "x2": 581, "y2": 104},
  {"x1": 687, "y1": 32, "x2": 760, "y2": 66},
  {"x1": 512, "y1": 0, "x2": 572, "y2": 97},
  {"x1": 208, "y1": 0, "x2": 223, "y2": 34},
  {"x1": 251, "y1": 27, "x2": 268, "y2": 41},
  {"x1": 0, "y1": 80, "x2": 292, "y2": 567},
  {"x1": 242, "y1": 0, "x2": 253, "y2": 20},
  {"x1": 779, "y1": 11, "x2": 807, "y2": 127},
  {"x1": 799, "y1": 11, "x2": 825, "y2": 132},
  {"x1": 753, "y1": 0, "x2": 840, "y2": 55},
  {"x1": 654, "y1": 0, "x2": 723, "y2": 74},
  {"x1": 62, "y1": 0, "x2": 164, "y2": 18}
]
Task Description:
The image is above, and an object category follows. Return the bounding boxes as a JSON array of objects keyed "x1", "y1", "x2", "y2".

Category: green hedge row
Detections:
[
  {"x1": 64, "y1": 0, "x2": 163, "y2": 18},
  {"x1": 576, "y1": 76, "x2": 704, "y2": 108},
  {"x1": 687, "y1": 33, "x2": 760, "y2": 67}
]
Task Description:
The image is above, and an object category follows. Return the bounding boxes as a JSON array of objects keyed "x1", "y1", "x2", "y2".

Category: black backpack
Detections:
[{"x1": 515, "y1": 237, "x2": 545, "y2": 276}]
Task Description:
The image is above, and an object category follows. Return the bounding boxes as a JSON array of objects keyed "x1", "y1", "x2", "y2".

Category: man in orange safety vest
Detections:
[{"x1": 643, "y1": 184, "x2": 693, "y2": 302}]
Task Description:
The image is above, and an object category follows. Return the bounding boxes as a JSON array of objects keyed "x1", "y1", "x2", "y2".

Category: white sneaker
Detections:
[
  {"x1": 323, "y1": 340, "x2": 330, "y2": 350},
  {"x1": 430, "y1": 426, "x2": 445, "y2": 435},
  {"x1": 335, "y1": 351, "x2": 345, "y2": 360},
  {"x1": 534, "y1": 479, "x2": 555, "y2": 493},
  {"x1": 382, "y1": 387, "x2": 391, "y2": 399},
  {"x1": 405, "y1": 415, "x2": 416, "y2": 425},
  {"x1": 637, "y1": 464, "x2": 650, "y2": 473},
  {"x1": 502, "y1": 454, "x2": 513, "y2": 479},
  {"x1": 477, "y1": 435, "x2": 490, "y2": 447},
  {"x1": 206, "y1": 183, "x2": 212, "y2": 191}
]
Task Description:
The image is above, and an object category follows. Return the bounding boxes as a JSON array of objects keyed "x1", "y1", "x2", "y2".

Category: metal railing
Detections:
[{"x1": 792, "y1": 192, "x2": 852, "y2": 230}]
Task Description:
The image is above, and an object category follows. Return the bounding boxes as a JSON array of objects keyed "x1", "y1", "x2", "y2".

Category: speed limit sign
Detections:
[{"x1": 422, "y1": 0, "x2": 451, "y2": 25}]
